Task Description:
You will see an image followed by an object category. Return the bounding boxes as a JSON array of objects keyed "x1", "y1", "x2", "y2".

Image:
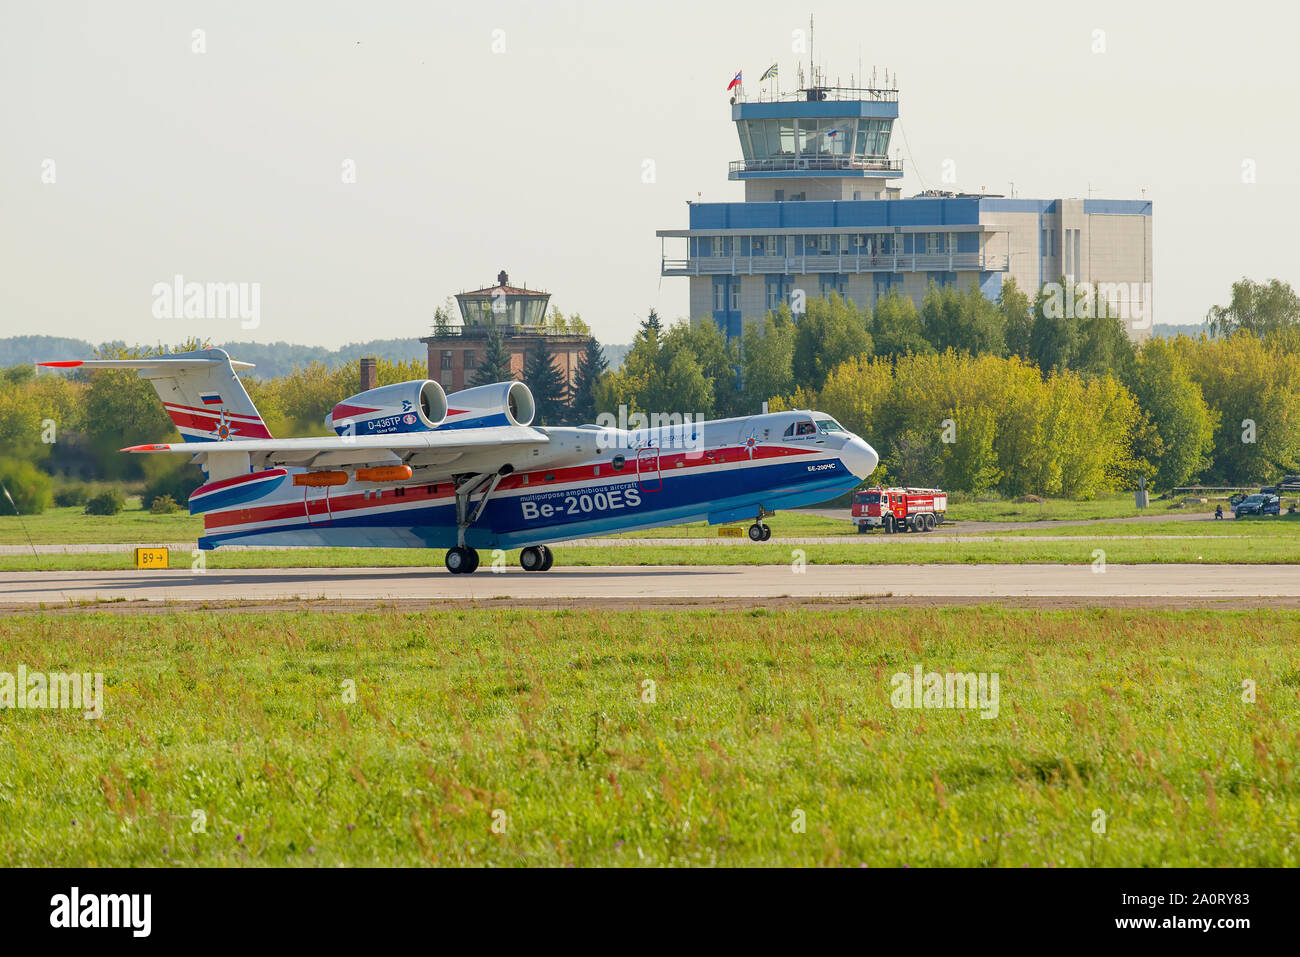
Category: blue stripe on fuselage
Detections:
[{"x1": 198, "y1": 455, "x2": 856, "y2": 550}]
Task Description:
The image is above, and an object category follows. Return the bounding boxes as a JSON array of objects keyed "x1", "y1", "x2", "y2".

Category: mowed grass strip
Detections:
[
  {"x1": 0, "y1": 607, "x2": 1296, "y2": 866},
  {"x1": 1, "y1": 533, "x2": 1296, "y2": 572}
]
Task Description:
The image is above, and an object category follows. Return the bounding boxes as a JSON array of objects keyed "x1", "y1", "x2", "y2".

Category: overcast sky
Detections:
[{"x1": 2, "y1": 0, "x2": 1297, "y2": 349}]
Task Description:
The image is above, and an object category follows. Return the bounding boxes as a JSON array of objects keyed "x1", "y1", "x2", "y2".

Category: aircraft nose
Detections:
[{"x1": 840, "y1": 436, "x2": 879, "y2": 479}]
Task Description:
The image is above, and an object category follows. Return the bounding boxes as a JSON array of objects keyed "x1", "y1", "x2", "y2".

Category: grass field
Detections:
[
  {"x1": 943, "y1": 494, "x2": 1219, "y2": 523},
  {"x1": 0, "y1": 502, "x2": 202, "y2": 545},
  {"x1": 991, "y1": 515, "x2": 1300, "y2": 537},
  {"x1": 0, "y1": 607, "x2": 1295, "y2": 866},
  {"x1": 0, "y1": 496, "x2": 1241, "y2": 548}
]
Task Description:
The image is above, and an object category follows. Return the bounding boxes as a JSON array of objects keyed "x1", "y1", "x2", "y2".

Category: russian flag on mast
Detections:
[{"x1": 727, "y1": 70, "x2": 742, "y2": 91}]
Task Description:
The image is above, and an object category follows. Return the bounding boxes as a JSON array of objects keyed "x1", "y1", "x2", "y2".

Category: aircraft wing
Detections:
[
  {"x1": 123, "y1": 426, "x2": 547, "y2": 457},
  {"x1": 124, "y1": 426, "x2": 552, "y2": 480}
]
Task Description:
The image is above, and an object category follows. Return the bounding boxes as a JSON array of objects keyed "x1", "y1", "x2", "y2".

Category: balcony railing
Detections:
[
  {"x1": 729, "y1": 156, "x2": 903, "y2": 176},
  {"x1": 735, "y1": 86, "x2": 899, "y2": 105},
  {"x1": 661, "y1": 251, "x2": 1010, "y2": 277},
  {"x1": 421, "y1": 324, "x2": 582, "y2": 340}
]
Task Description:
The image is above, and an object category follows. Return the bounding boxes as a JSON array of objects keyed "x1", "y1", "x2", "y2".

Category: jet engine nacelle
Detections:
[
  {"x1": 440, "y1": 381, "x2": 535, "y2": 430},
  {"x1": 326, "y1": 379, "x2": 448, "y2": 436}
]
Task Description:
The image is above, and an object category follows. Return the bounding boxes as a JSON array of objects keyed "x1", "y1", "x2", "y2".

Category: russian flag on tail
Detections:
[{"x1": 200, "y1": 393, "x2": 223, "y2": 405}]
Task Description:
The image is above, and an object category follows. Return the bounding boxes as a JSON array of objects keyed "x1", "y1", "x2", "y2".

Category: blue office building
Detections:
[{"x1": 657, "y1": 75, "x2": 1153, "y2": 340}]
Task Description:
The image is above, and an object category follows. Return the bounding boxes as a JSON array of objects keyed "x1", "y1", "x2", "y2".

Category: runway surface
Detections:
[{"x1": 1, "y1": 564, "x2": 1295, "y2": 607}]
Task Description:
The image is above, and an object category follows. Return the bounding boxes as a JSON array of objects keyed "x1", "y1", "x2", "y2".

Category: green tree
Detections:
[
  {"x1": 665, "y1": 320, "x2": 734, "y2": 418},
  {"x1": 792, "y1": 294, "x2": 872, "y2": 392},
  {"x1": 942, "y1": 404, "x2": 1003, "y2": 494},
  {"x1": 739, "y1": 309, "x2": 796, "y2": 413},
  {"x1": 81, "y1": 343, "x2": 178, "y2": 478},
  {"x1": 999, "y1": 277, "x2": 1033, "y2": 359},
  {"x1": 1207, "y1": 278, "x2": 1300, "y2": 338},
  {"x1": 521, "y1": 337, "x2": 568, "y2": 425},
  {"x1": 920, "y1": 282, "x2": 1006, "y2": 356},
  {"x1": 470, "y1": 323, "x2": 514, "y2": 386},
  {"x1": 871, "y1": 290, "x2": 930, "y2": 357},
  {"x1": 1175, "y1": 334, "x2": 1300, "y2": 483},
  {"x1": 1028, "y1": 280, "x2": 1081, "y2": 374},
  {"x1": 1075, "y1": 306, "x2": 1137, "y2": 382},
  {"x1": 431, "y1": 297, "x2": 457, "y2": 336},
  {"x1": 0, "y1": 458, "x2": 53, "y2": 514},
  {"x1": 1128, "y1": 339, "x2": 1217, "y2": 489},
  {"x1": 612, "y1": 317, "x2": 714, "y2": 418},
  {"x1": 568, "y1": 336, "x2": 608, "y2": 424}
]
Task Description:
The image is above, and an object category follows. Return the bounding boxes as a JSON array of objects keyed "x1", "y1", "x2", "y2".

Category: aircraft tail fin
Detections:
[{"x1": 38, "y1": 348, "x2": 271, "y2": 442}]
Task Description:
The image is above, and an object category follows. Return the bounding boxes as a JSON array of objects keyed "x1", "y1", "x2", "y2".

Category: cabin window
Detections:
[{"x1": 612, "y1": 454, "x2": 625, "y2": 471}]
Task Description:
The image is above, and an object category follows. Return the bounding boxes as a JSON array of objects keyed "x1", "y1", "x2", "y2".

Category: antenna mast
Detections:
[{"x1": 809, "y1": 14, "x2": 814, "y2": 86}]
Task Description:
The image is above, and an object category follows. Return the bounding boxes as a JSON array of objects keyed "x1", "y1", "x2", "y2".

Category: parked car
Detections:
[{"x1": 1233, "y1": 493, "x2": 1281, "y2": 518}]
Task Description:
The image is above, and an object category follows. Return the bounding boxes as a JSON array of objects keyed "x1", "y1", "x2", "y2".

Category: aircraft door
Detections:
[
  {"x1": 304, "y1": 486, "x2": 333, "y2": 525},
  {"x1": 637, "y1": 446, "x2": 661, "y2": 492}
]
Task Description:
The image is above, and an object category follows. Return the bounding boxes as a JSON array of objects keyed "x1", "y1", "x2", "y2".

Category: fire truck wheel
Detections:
[
  {"x1": 883, "y1": 515, "x2": 895, "y2": 534},
  {"x1": 924, "y1": 513, "x2": 936, "y2": 531}
]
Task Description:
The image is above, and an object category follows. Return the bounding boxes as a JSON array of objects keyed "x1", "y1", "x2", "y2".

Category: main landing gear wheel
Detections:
[
  {"x1": 748, "y1": 523, "x2": 771, "y2": 542},
  {"x1": 520, "y1": 545, "x2": 554, "y2": 572},
  {"x1": 445, "y1": 546, "x2": 480, "y2": 574}
]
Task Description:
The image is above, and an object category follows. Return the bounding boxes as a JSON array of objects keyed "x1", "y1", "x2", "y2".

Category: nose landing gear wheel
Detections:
[
  {"x1": 445, "y1": 546, "x2": 480, "y2": 574},
  {"x1": 748, "y1": 523, "x2": 772, "y2": 542}
]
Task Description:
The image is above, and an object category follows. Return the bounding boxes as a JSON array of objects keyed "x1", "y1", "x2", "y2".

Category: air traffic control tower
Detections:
[{"x1": 657, "y1": 67, "x2": 1153, "y2": 341}]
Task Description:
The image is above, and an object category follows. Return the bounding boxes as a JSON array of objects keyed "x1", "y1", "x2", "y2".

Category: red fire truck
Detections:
[{"x1": 852, "y1": 487, "x2": 948, "y2": 533}]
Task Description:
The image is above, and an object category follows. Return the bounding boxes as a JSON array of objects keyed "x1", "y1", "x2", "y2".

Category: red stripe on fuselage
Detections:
[{"x1": 191, "y1": 468, "x2": 288, "y2": 497}]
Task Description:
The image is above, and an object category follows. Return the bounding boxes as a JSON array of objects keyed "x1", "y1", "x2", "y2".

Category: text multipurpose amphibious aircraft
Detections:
[{"x1": 41, "y1": 349, "x2": 879, "y2": 573}]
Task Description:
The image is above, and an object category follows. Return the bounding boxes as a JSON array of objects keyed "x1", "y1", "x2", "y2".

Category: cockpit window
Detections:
[
  {"x1": 795, "y1": 421, "x2": 817, "y2": 436},
  {"x1": 816, "y1": 419, "x2": 844, "y2": 433}
]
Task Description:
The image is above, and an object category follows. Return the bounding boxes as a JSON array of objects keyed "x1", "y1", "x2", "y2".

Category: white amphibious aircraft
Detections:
[{"x1": 41, "y1": 349, "x2": 878, "y2": 573}]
